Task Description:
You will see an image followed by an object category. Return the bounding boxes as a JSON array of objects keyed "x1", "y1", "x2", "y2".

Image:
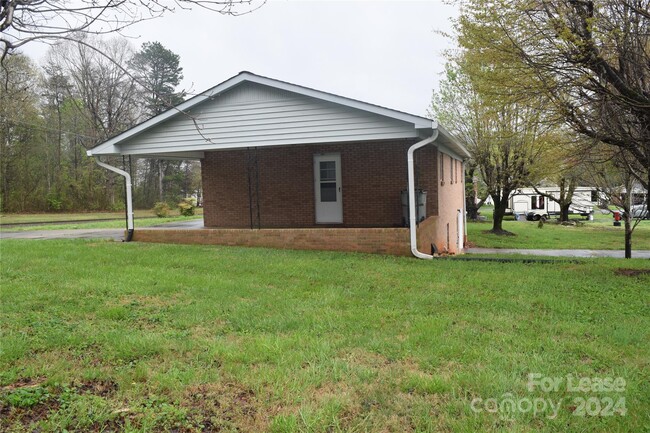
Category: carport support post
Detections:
[{"x1": 93, "y1": 157, "x2": 134, "y2": 241}]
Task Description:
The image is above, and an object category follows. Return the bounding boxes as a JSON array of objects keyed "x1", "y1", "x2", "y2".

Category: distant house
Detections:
[{"x1": 88, "y1": 72, "x2": 470, "y2": 256}]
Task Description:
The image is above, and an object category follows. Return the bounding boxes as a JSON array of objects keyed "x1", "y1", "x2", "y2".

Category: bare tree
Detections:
[
  {"x1": 46, "y1": 36, "x2": 140, "y2": 141},
  {"x1": 584, "y1": 145, "x2": 646, "y2": 258},
  {"x1": 1, "y1": 0, "x2": 265, "y2": 60}
]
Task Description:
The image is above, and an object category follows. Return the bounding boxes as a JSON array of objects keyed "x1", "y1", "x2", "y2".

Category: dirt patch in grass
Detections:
[
  {"x1": 0, "y1": 379, "x2": 60, "y2": 430},
  {"x1": 0, "y1": 376, "x2": 46, "y2": 391},
  {"x1": 482, "y1": 229, "x2": 516, "y2": 236},
  {"x1": 181, "y1": 381, "x2": 270, "y2": 432},
  {"x1": 615, "y1": 268, "x2": 650, "y2": 277},
  {"x1": 0, "y1": 378, "x2": 120, "y2": 432},
  {"x1": 75, "y1": 379, "x2": 118, "y2": 397},
  {"x1": 343, "y1": 348, "x2": 393, "y2": 369},
  {"x1": 0, "y1": 398, "x2": 61, "y2": 428}
]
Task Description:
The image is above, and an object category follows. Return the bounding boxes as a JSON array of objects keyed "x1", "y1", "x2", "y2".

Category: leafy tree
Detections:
[
  {"x1": 456, "y1": 0, "x2": 650, "y2": 210},
  {"x1": 431, "y1": 62, "x2": 552, "y2": 233},
  {"x1": 0, "y1": 53, "x2": 47, "y2": 211},
  {"x1": 129, "y1": 41, "x2": 191, "y2": 205},
  {"x1": 131, "y1": 41, "x2": 185, "y2": 117},
  {"x1": 528, "y1": 134, "x2": 591, "y2": 223}
]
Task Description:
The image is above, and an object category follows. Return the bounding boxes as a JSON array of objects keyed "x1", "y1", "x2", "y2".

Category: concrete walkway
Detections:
[{"x1": 466, "y1": 248, "x2": 650, "y2": 259}]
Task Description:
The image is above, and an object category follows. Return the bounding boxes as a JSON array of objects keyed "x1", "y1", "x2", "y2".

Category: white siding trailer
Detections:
[{"x1": 507, "y1": 186, "x2": 598, "y2": 220}]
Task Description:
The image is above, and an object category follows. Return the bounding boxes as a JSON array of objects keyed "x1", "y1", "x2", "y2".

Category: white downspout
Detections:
[
  {"x1": 462, "y1": 159, "x2": 468, "y2": 248},
  {"x1": 407, "y1": 131, "x2": 439, "y2": 259},
  {"x1": 93, "y1": 156, "x2": 134, "y2": 241}
]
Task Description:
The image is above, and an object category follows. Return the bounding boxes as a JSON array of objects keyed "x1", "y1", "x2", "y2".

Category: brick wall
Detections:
[
  {"x1": 201, "y1": 139, "x2": 440, "y2": 228},
  {"x1": 132, "y1": 227, "x2": 411, "y2": 256}
]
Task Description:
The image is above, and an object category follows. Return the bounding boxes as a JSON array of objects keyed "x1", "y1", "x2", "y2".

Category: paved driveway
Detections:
[
  {"x1": 0, "y1": 229, "x2": 125, "y2": 241},
  {"x1": 0, "y1": 218, "x2": 205, "y2": 241},
  {"x1": 466, "y1": 248, "x2": 650, "y2": 259}
]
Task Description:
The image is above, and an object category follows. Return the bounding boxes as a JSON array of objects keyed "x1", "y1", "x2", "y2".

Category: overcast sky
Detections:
[{"x1": 24, "y1": 0, "x2": 458, "y2": 117}]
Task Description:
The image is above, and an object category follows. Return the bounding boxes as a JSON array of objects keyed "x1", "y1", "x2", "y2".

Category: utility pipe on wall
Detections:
[
  {"x1": 407, "y1": 131, "x2": 439, "y2": 259},
  {"x1": 94, "y1": 157, "x2": 134, "y2": 242}
]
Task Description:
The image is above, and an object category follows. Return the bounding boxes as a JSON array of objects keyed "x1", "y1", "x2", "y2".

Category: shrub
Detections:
[
  {"x1": 153, "y1": 202, "x2": 171, "y2": 218},
  {"x1": 47, "y1": 193, "x2": 64, "y2": 211},
  {"x1": 178, "y1": 197, "x2": 196, "y2": 216}
]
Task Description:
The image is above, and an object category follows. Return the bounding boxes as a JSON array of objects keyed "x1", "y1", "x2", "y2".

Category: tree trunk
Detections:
[
  {"x1": 492, "y1": 204, "x2": 506, "y2": 232},
  {"x1": 624, "y1": 216, "x2": 632, "y2": 259},
  {"x1": 560, "y1": 203, "x2": 570, "y2": 222},
  {"x1": 466, "y1": 198, "x2": 480, "y2": 221},
  {"x1": 491, "y1": 190, "x2": 511, "y2": 234}
]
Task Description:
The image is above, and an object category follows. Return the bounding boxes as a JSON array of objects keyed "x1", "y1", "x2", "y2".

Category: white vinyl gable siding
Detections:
[{"x1": 116, "y1": 82, "x2": 419, "y2": 156}]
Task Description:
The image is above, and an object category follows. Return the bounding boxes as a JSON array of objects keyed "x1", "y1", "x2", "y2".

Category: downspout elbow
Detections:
[
  {"x1": 407, "y1": 131, "x2": 439, "y2": 259},
  {"x1": 92, "y1": 157, "x2": 135, "y2": 242}
]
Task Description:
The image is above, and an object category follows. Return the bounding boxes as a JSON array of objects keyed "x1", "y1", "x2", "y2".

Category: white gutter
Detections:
[
  {"x1": 93, "y1": 157, "x2": 134, "y2": 241},
  {"x1": 407, "y1": 131, "x2": 439, "y2": 259}
]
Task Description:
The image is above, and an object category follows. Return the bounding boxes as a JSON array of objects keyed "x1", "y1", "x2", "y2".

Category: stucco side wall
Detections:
[
  {"x1": 434, "y1": 152, "x2": 465, "y2": 254},
  {"x1": 416, "y1": 215, "x2": 438, "y2": 255}
]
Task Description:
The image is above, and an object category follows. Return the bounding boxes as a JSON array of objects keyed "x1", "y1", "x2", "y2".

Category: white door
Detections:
[{"x1": 314, "y1": 153, "x2": 342, "y2": 224}]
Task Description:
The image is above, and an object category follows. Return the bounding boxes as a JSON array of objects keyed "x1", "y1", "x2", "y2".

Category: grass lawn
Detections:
[
  {"x1": 1, "y1": 240, "x2": 649, "y2": 432},
  {"x1": 468, "y1": 207, "x2": 650, "y2": 250}
]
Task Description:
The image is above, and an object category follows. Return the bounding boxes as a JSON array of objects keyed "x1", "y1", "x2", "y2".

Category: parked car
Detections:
[
  {"x1": 525, "y1": 209, "x2": 549, "y2": 221},
  {"x1": 624, "y1": 204, "x2": 649, "y2": 219}
]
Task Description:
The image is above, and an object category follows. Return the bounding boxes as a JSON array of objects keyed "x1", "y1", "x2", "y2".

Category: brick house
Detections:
[{"x1": 89, "y1": 72, "x2": 470, "y2": 257}]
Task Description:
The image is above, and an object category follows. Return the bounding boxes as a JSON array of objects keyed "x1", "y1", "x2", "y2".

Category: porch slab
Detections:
[{"x1": 132, "y1": 226, "x2": 411, "y2": 256}]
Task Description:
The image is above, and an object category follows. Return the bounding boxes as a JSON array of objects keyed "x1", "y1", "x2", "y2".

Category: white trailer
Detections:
[{"x1": 507, "y1": 186, "x2": 597, "y2": 220}]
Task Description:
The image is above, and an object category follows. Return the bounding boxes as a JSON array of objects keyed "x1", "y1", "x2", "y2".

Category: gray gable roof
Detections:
[{"x1": 88, "y1": 71, "x2": 470, "y2": 159}]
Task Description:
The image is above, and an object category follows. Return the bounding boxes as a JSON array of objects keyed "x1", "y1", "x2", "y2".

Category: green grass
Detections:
[
  {"x1": 1, "y1": 240, "x2": 648, "y2": 432},
  {"x1": 469, "y1": 207, "x2": 650, "y2": 250}
]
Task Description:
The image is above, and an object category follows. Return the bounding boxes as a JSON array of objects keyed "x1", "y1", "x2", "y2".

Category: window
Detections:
[
  {"x1": 591, "y1": 190, "x2": 598, "y2": 203},
  {"x1": 320, "y1": 183, "x2": 337, "y2": 202},
  {"x1": 440, "y1": 152, "x2": 445, "y2": 185},
  {"x1": 319, "y1": 161, "x2": 336, "y2": 182},
  {"x1": 455, "y1": 160, "x2": 459, "y2": 184},
  {"x1": 319, "y1": 161, "x2": 337, "y2": 202},
  {"x1": 531, "y1": 195, "x2": 544, "y2": 210}
]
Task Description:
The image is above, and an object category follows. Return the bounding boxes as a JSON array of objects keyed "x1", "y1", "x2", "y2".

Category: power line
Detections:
[{"x1": 5, "y1": 118, "x2": 99, "y2": 142}]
